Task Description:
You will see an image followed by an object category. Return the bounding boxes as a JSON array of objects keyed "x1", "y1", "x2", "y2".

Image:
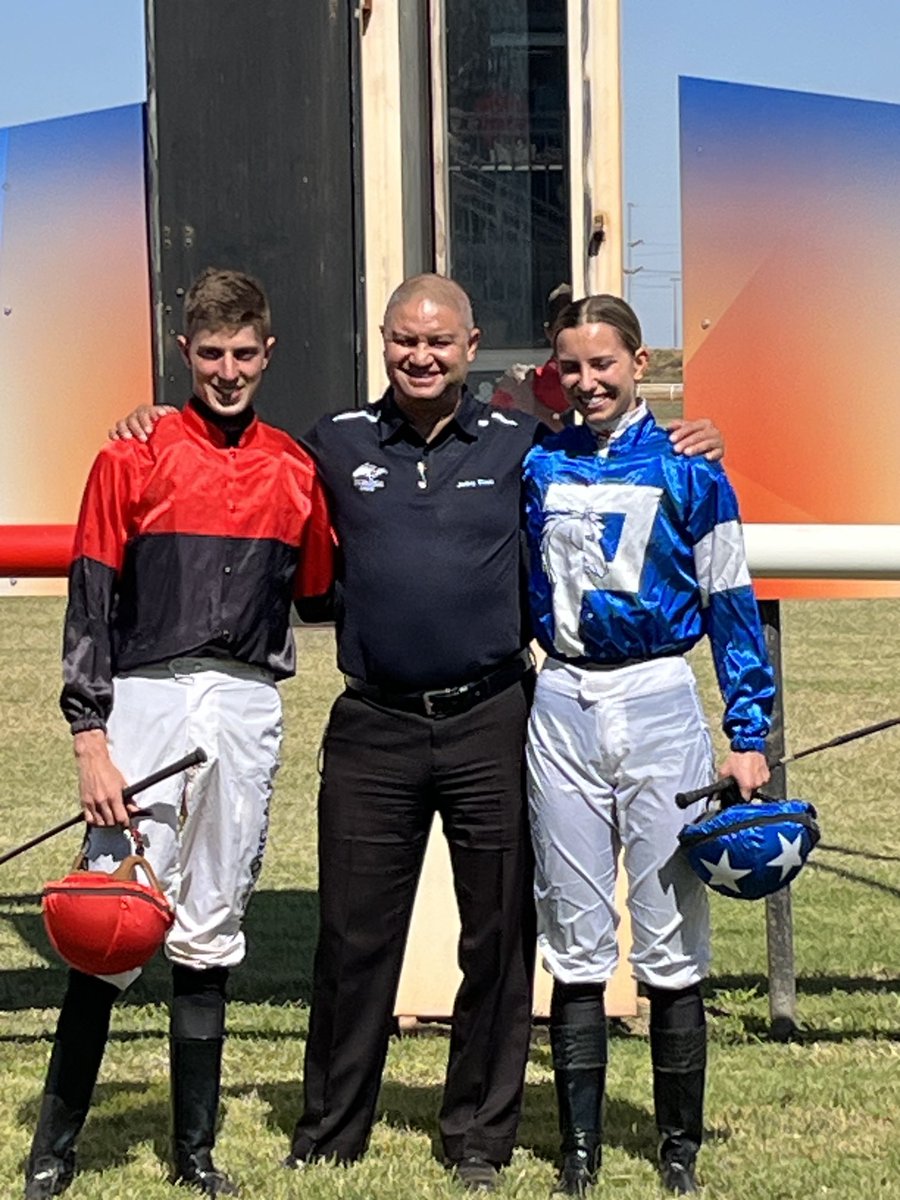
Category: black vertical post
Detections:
[
  {"x1": 758, "y1": 598, "x2": 798, "y2": 1040},
  {"x1": 145, "y1": 0, "x2": 365, "y2": 435}
]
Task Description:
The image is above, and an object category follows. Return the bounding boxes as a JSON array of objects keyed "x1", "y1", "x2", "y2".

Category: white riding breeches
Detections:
[
  {"x1": 84, "y1": 659, "x2": 282, "y2": 988},
  {"x1": 527, "y1": 655, "x2": 713, "y2": 990}
]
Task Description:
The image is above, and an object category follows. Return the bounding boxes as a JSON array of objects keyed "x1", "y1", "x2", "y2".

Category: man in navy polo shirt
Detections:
[
  {"x1": 285, "y1": 275, "x2": 722, "y2": 1189},
  {"x1": 288, "y1": 276, "x2": 542, "y2": 1190},
  {"x1": 113, "y1": 274, "x2": 722, "y2": 1191}
]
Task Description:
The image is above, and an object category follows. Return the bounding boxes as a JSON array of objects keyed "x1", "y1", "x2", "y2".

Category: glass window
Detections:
[{"x1": 443, "y1": 0, "x2": 570, "y2": 380}]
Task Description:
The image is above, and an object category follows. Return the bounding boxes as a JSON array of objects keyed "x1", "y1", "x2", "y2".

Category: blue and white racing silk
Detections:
[{"x1": 522, "y1": 404, "x2": 774, "y2": 751}]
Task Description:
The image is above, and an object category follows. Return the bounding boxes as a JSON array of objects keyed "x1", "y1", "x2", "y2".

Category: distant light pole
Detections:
[
  {"x1": 625, "y1": 201, "x2": 643, "y2": 302},
  {"x1": 623, "y1": 266, "x2": 644, "y2": 303},
  {"x1": 670, "y1": 274, "x2": 681, "y2": 348}
]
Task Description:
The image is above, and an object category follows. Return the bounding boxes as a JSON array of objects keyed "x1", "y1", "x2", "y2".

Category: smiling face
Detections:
[
  {"x1": 555, "y1": 321, "x2": 648, "y2": 433},
  {"x1": 177, "y1": 324, "x2": 274, "y2": 417},
  {"x1": 381, "y1": 294, "x2": 480, "y2": 414}
]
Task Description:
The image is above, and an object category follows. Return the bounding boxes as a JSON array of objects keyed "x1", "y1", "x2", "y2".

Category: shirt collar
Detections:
[
  {"x1": 565, "y1": 401, "x2": 651, "y2": 456},
  {"x1": 594, "y1": 401, "x2": 651, "y2": 456},
  {"x1": 377, "y1": 385, "x2": 480, "y2": 446},
  {"x1": 599, "y1": 399, "x2": 647, "y2": 442},
  {"x1": 185, "y1": 396, "x2": 260, "y2": 448}
]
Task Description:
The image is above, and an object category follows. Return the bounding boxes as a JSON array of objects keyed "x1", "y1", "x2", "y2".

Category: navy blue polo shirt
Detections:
[{"x1": 301, "y1": 388, "x2": 542, "y2": 691}]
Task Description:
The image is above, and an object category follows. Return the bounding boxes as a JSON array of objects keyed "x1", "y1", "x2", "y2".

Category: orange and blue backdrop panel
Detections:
[
  {"x1": 0, "y1": 103, "x2": 152, "y2": 528},
  {"x1": 680, "y1": 76, "x2": 900, "y2": 598}
]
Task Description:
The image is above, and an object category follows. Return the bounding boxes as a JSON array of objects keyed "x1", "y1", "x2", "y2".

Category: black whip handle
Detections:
[{"x1": 0, "y1": 747, "x2": 207, "y2": 867}]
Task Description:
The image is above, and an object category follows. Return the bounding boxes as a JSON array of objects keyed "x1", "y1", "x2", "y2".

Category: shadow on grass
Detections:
[
  {"x1": 708, "y1": 972, "x2": 899, "y2": 997},
  {"x1": 804, "y1": 858, "x2": 900, "y2": 899},
  {"x1": 248, "y1": 1018, "x2": 732, "y2": 1171},
  {"x1": 708, "y1": 1012, "x2": 900, "y2": 1045},
  {"x1": 379, "y1": 1080, "x2": 731, "y2": 1168},
  {"x1": 707, "y1": 972, "x2": 900, "y2": 1043},
  {"x1": 15, "y1": 1080, "x2": 299, "y2": 1179},
  {"x1": 816, "y1": 842, "x2": 900, "y2": 864},
  {"x1": 246, "y1": 1076, "x2": 676, "y2": 1170},
  {"x1": 13, "y1": 1074, "x2": 667, "y2": 1178},
  {"x1": 510, "y1": 1084, "x2": 662, "y2": 1166},
  {"x1": 12, "y1": 1041, "x2": 732, "y2": 1178},
  {"x1": 17, "y1": 1081, "x2": 171, "y2": 1175},
  {"x1": 0, "y1": 888, "x2": 320, "y2": 1012}
]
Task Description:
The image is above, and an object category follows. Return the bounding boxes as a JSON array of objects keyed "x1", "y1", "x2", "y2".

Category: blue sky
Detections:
[
  {"x1": 622, "y1": 0, "x2": 900, "y2": 342},
  {"x1": 0, "y1": 1, "x2": 145, "y2": 129},
  {"x1": 3, "y1": 1, "x2": 900, "y2": 344}
]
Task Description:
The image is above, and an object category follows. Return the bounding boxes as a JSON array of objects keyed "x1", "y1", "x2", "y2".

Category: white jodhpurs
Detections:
[
  {"x1": 527, "y1": 655, "x2": 713, "y2": 990},
  {"x1": 84, "y1": 658, "x2": 283, "y2": 988}
]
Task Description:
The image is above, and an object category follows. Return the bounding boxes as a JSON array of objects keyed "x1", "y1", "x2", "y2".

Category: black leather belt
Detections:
[
  {"x1": 345, "y1": 649, "x2": 533, "y2": 719},
  {"x1": 577, "y1": 657, "x2": 653, "y2": 671},
  {"x1": 570, "y1": 651, "x2": 682, "y2": 672}
]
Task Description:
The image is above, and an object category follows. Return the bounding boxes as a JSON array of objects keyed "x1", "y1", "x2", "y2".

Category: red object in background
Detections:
[{"x1": 0, "y1": 526, "x2": 75, "y2": 576}]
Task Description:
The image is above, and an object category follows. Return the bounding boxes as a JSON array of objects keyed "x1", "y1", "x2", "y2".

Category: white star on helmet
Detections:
[
  {"x1": 699, "y1": 848, "x2": 753, "y2": 895},
  {"x1": 765, "y1": 832, "x2": 805, "y2": 882}
]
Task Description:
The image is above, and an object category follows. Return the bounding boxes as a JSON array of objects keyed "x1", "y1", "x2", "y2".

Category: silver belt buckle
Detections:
[{"x1": 422, "y1": 682, "x2": 467, "y2": 717}]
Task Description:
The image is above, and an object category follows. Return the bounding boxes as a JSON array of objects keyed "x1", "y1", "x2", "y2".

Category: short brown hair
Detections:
[
  {"x1": 551, "y1": 294, "x2": 643, "y2": 356},
  {"x1": 182, "y1": 267, "x2": 272, "y2": 340}
]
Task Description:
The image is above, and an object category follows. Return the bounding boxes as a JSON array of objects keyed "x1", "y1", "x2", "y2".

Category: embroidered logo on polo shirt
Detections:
[
  {"x1": 456, "y1": 478, "x2": 496, "y2": 488},
  {"x1": 352, "y1": 462, "x2": 388, "y2": 492}
]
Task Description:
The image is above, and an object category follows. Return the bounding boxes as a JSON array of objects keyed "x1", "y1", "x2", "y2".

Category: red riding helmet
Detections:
[{"x1": 42, "y1": 854, "x2": 174, "y2": 975}]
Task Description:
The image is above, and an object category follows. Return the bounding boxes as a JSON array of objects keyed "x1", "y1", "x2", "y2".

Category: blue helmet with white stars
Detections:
[{"x1": 678, "y1": 799, "x2": 820, "y2": 901}]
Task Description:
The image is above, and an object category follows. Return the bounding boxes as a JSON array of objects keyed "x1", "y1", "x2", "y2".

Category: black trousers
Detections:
[{"x1": 292, "y1": 677, "x2": 537, "y2": 1166}]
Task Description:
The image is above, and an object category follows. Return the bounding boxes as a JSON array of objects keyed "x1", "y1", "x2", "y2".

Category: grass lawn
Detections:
[{"x1": 0, "y1": 597, "x2": 898, "y2": 1199}]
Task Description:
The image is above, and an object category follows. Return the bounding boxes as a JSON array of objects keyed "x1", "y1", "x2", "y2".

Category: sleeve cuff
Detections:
[
  {"x1": 730, "y1": 735, "x2": 767, "y2": 754},
  {"x1": 294, "y1": 593, "x2": 335, "y2": 623},
  {"x1": 70, "y1": 717, "x2": 107, "y2": 735}
]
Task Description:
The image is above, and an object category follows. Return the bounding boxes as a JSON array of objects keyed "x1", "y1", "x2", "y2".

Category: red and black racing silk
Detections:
[{"x1": 62, "y1": 404, "x2": 334, "y2": 733}]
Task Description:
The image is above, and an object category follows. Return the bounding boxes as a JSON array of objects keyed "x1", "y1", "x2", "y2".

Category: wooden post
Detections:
[
  {"x1": 758, "y1": 598, "x2": 798, "y2": 1040},
  {"x1": 395, "y1": 816, "x2": 637, "y2": 1021}
]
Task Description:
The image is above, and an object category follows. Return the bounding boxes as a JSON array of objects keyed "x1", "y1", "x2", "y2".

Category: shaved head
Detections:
[
  {"x1": 380, "y1": 274, "x2": 480, "y2": 430},
  {"x1": 382, "y1": 274, "x2": 475, "y2": 331}
]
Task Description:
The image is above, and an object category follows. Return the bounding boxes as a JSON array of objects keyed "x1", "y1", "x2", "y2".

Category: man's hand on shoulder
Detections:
[
  {"x1": 667, "y1": 417, "x2": 724, "y2": 462},
  {"x1": 108, "y1": 404, "x2": 177, "y2": 443},
  {"x1": 73, "y1": 730, "x2": 132, "y2": 826}
]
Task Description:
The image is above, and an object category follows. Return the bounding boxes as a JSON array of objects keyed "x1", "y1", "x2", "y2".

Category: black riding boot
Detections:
[
  {"x1": 24, "y1": 970, "x2": 119, "y2": 1199},
  {"x1": 549, "y1": 982, "x2": 607, "y2": 1197},
  {"x1": 170, "y1": 966, "x2": 238, "y2": 1197},
  {"x1": 648, "y1": 985, "x2": 706, "y2": 1195}
]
